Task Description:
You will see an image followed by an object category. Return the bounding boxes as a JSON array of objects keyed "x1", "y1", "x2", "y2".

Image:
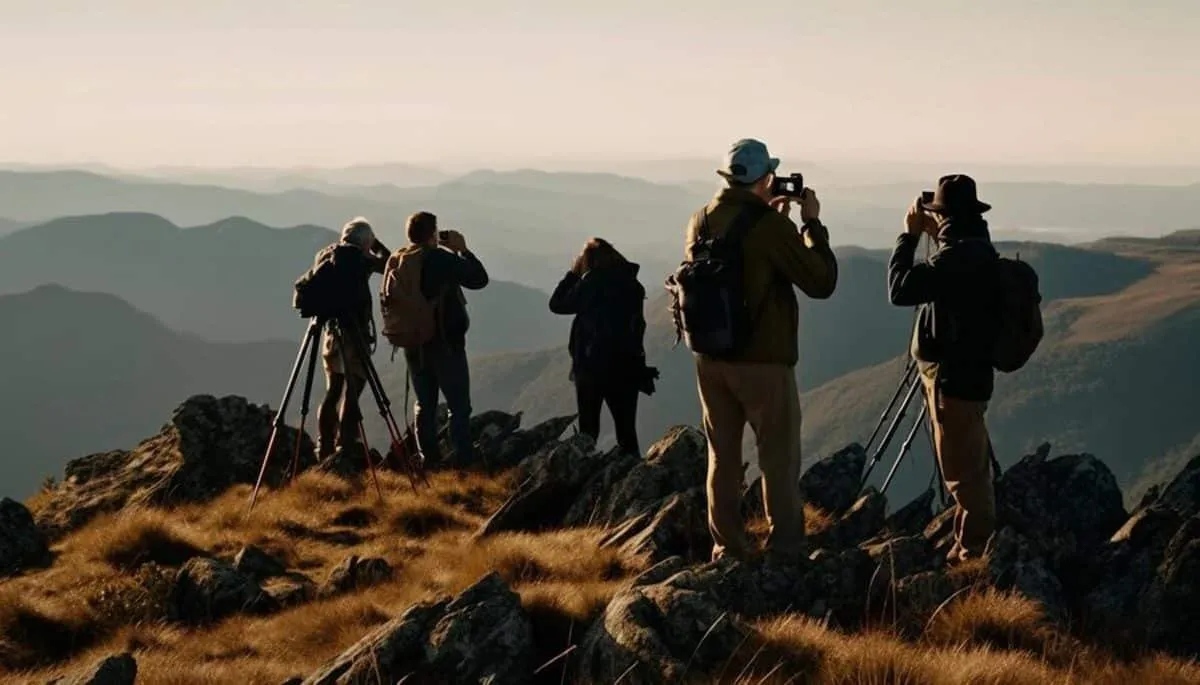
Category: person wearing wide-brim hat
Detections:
[{"x1": 888, "y1": 173, "x2": 1001, "y2": 564}]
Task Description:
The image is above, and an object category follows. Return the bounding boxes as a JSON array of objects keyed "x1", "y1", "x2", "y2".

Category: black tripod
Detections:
[
  {"x1": 247, "y1": 316, "x2": 427, "y2": 513},
  {"x1": 858, "y1": 357, "x2": 944, "y2": 498}
]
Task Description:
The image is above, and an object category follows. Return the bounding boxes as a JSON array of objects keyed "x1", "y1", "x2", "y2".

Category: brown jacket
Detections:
[{"x1": 685, "y1": 187, "x2": 838, "y2": 366}]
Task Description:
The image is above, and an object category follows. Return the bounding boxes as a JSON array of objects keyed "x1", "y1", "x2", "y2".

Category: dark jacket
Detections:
[
  {"x1": 404, "y1": 245, "x2": 488, "y2": 361},
  {"x1": 888, "y1": 217, "x2": 1000, "y2": 401},
  {"x1": 314, "y1": 241, "x2": 387, "y2": 350},
  {"x1": 685, "y1": 187, "x2": 838, "y2": 366},
  {"x1": 549, "y1": 262, "x2": 648, "y2": 381}
]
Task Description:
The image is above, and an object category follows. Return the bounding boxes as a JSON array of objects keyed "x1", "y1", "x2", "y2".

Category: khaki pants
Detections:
[
  {"x1": 921, "y1": 368, "x2": 996, "y2": 562},
  {"x1": 696, "y1": 357, "x2": 805, "y2": 560}
]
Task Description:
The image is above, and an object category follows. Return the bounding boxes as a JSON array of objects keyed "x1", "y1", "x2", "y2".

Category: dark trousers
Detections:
[
  {"x1": 575, "y1": 372, "x2": 640, "y2": 456},
  {"x1": 409, "y1": 345, "x2": 474, "y2": 465},
  {"x1": 317, "y1": 371, "x2": 366, "y2": 458}
]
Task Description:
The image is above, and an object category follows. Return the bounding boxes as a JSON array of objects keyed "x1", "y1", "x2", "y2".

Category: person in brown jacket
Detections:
[{"x1": 686, "y1": 138, "x2": 839, "y2": 561}]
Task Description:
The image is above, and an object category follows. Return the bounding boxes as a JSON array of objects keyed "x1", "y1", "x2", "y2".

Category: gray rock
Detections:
[
  {"x1": 234, "y1": 544, "x2": 287, "y2": 580},
  {"x1": 475, "y1": 434, "x2": 602, "y2": 536},
  {"x1": 52, "y1": 652, "x2": 137, "y2": 685},
  {"x1": 475, "y1": 412, "x2": 577, "y2": 470},
  {"x1": 798, "y1": 443, "x2": 868, "y2": 515},
  {"x1": 1143, "y1": 516, "x2": 1200, "y2": 657},
  {"x1": 885, "y1": 488, "x2": 936, "y2": 537},
  {"x1": 995, "y1": 444, "x2": 1128, "y2": 582},
  {"x1": 0, "y1": 497, "x2": 49, "y2": 576},
  {"x1": 563, "y1": 450, "x2": 641, "y2": 527},
  {"x1": 303, "y1": 572, "x2": 533, "y2": 685},
  {"x1": 168, "y1": 556, "x2": 275, "y2": 625},
  {"x1": 984, "y1": 526, "x2": 1068, "y2": 623},
  {"x1": 318, "y1": 555, "x2": 393, "y2": 598},
  {"x1": 264, "y1": 573, "x2": 317, "y2": 608},
  {"x1": 577, "y1": 579, "x2": 753, "y2": 685},
  {"x1": 598, "y1": 488, "x2": 709, "y2": 564},
  {"x1": 303, "y1": 598, "x2": 449, "y2": 685},
  {"x1": 590, "y1": 426, "x2": 707, "y2": 525},
  {"x1": 36, "y1": 395, "x2": 314, "y2": 539},
  {"x1": 425, "y1": 572, "x2": 535, "y2": 684},
  {"x1": 315, "y1": 444, "x2": 381, "y2": 479},
  {"x1": 862, "y1": 535, "x2": 938, "y2": 589},
  {"x1": 1155, "y1": 454, "x2": 1200, "y2": 519},
  {"x1": 812, "y1": 488, "x2": 888, "y2": 550},
  {"x1": 630, "y1": 555, "x2": 691, "y2": 588}
]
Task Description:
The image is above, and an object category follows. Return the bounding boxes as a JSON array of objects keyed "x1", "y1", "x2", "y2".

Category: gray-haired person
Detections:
[{"x1": 314, "y1": 217, "x2": 389, "y2": 459}]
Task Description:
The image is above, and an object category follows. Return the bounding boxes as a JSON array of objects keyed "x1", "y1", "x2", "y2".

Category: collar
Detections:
[{"x1": 712, "y1": 186, "x2": 770, "y2": 208}]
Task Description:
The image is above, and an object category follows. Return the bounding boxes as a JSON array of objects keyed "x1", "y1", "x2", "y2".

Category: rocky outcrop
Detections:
[
  {"x1": 167, "y1": 556, "x2": 276, "y2": 625},
  {"x1": 0, "y1": 497, "x2": 49, "y2": 576},
  {"x1": 318, "y1": 555, "x2": 393, "y2": 598},
  {"x1": 303, "y1": 572, "x2": 533, "y2": 685},
  {"x1": 428, "y1": 408, "x2": 576, "y2": 471},
  {"x1": 233, "y1": 544, "x2": 287, "y2": 580},
  {"x1": 49, "y1": 653, "x2": 137, "y2": 685},
  {"x1": 34, "y1": 395, "x2": 314, "y2": 538},
  {"x1": 475, "y1": 434, "x2": 603, "y2": 536}
]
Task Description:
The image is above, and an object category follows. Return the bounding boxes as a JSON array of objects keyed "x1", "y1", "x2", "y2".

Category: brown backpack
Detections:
[{"x1": 380, "y1": 246, "x2": 438, "y2": 349}]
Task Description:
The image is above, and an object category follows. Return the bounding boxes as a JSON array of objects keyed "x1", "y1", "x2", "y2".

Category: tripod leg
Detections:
[
  {"x1": 335, "y1": 322, "x2": 388, "y2": 499},
  {"x1": 249, "y1": 320, "x2": 319, "y2": 513},
  {"x1": 358, "y1": 421, "x2": 385, "y2": 502},
  {"x1": 864, "y1": 358, "x2": 916, "y2": 455},
  {"x1": 882, "y1": 402, "x2": 928, "y2": 494},
  {"x1": 860, "y1": 373, "x2": 922, "y2": 488},
  {"x1": 289, "y1": 321, "x2": 323, "y2": 481}
]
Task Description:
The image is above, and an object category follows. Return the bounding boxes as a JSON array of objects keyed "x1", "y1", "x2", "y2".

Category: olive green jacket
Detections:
[{"x1": 685, "y1": 187, "x2": 838, "y2": 366}]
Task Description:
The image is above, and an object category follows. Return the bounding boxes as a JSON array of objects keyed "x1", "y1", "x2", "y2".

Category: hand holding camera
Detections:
[
  {"x1": 905, "y1": 193, "x2": 938, "y2": 237},
  {"x1": 438, "y1": 229, "x2": 469, "y2": 253},
  {"x1": 768, "y1": 172, "x2": 821, "y2": 224}
]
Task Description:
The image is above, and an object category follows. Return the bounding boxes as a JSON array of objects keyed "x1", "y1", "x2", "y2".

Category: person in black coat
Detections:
[{"x1": 549, "y1": 238, "x2": 652, "y2": 457}]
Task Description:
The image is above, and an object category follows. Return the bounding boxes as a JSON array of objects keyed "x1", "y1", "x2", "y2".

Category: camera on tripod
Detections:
[{"x1": 771, "y1": 172, "x2": 805, "y2": 199}]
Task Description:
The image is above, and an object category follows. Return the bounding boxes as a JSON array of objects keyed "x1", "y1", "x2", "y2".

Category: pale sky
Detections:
[{"x1": 1, "y1": 0, "x2": 1197, "y2": 169}]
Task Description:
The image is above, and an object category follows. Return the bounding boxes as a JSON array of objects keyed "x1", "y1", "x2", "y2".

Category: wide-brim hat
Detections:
[
  {"x1": 920, "y1": 174, "x2": 992, "y2": 214},
  {"x1": 716, "y1": 138, "x2": 780, "y2": 184}
]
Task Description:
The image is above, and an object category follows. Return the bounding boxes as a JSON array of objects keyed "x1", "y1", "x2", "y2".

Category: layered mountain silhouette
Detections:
[
  {"x1": 0, "y1": 212, "x2": 566, "y2": 349},
  {"x1": 0, "y1": 285, "x2": 294, "y2": 498}
]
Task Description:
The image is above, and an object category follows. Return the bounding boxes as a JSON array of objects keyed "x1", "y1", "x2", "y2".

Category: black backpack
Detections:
[
  {"x1": 665, "y1": 204, "x2": 769, "y2": 358},
  {"x1": 293, "y1": 244, "x2": 364, "y2": 320},
  {"x1": 575, "y1": 285, "x2": 643, "y2": 371},
  {"x1": 991, "y1": 254, "x2": 1043, "y2": 372}
]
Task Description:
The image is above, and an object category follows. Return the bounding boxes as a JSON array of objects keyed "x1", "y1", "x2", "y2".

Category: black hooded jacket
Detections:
[
  {"x1": 888, "y1": 217, "x2": 1001, "y2": 401},
  {"x1": 549, "y1": 262, "x2": 648, "y2": 381}
]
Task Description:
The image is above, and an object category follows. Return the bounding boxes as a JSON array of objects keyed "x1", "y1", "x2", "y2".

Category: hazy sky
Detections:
[{"x1": 1, "y1": 0, "x2": 1197, "y2": 168}]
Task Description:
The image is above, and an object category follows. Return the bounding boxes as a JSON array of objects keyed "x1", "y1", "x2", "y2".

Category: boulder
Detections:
[
  {"x1": 577, "y1": 578, "x2": 753, "y2": 685},
  {"x1": 984, "y1": 526, "x2": 1068, "y2": 622},
  {"x1": 798, "y1": 443, "x2": 868, "y2": 515},
  {"x1": 49, "y1": 652, "x2": 137, "y2": 685},
  {"x1": 811, "y1": 488, "x2": 888, "y2": 550},
  {"x1": 234, "y1": 545, "x2": 287, "y2": 580},
  {"x1": 885, "y1": 488, "x2": 936, "y2": 537},
  {"x1": 303, "y1": 572, "x2": 534, "y2": 685},
  {"x1": 1143, "y1": 516, "x2": 1200, "y2": 657},
  {"x1": 1155, "y1": 454, "x2": 1200, "y2": 519},
  {"x1": 0, "y1": 497, "x2": 50, "y2": 576},
  {"x1": 315, "y1": 444, "x2": 383, "y2": 479},
  {"x1": 263, "y1": 573, "x2": 317, "y2": 608},
  {"x1": 168, "y1": 556, "x2": 276, "y2": 625},
  {"x1": 590, "y1": 426, "x2": 707, "y2": 525},
  {"x1": 475, "y1": 434, "x2": 602, "y2": 536},
  {"x1": 36, "y1": 395, "x2": 314, "y2": 538},
  {"x1": 318, "y1": 555, "x2": 393, "y2": 598},
  {"x1": 598, "y1": 488, "x2": 709, "y2": 564},
  {"x1": 995, "y1": 444, "x2": 1128, "y2": 581},
  {"x1": 563, "y1": 451, "x2": 641, "y2": 527},
  {"x1": 862, "y1": 535, "x2": 939, "y2": 589}
]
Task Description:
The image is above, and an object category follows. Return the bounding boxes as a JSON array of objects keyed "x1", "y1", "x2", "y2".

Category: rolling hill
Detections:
[
  {"x1": 0, "y1": 212, "x2": 567, "y2": 351},
  {"x1": 0, "y1": 285, "x2": 296, "y2": 499}
]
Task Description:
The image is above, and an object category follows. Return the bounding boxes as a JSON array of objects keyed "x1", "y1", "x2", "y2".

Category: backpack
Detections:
[
  {"x1": 990, "y1": 254, "x2": 1044, "y2": 372},
  {"x1": 293, "y1": 244, "x2": 363, "y2": 320},
  {"x1": 379, "y1": 245, "x2": 439, "y2": 348},
  {"x1": 665, "y1": 204, "x2": 769, "y2": 358}
]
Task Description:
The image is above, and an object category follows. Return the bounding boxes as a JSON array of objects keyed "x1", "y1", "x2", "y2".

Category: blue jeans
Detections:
[{"x1": 408, "y1": 345, "x2": 474, "y2": 465}]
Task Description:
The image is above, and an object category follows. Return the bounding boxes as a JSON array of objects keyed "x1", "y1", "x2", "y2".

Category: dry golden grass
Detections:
[{"x1": 6, "y1": 467, "x2": 1200, "y2": 684}]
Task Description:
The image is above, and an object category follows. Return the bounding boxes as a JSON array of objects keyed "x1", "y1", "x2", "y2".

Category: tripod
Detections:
[
  {"x1": 858, "y1": 357, "x2": 943, "y2": 498},
  {"x1": 247, "y1": 315, "x2": 427, "y2": 513}
]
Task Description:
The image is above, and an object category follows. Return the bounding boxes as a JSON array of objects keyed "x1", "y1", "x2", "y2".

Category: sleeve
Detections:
[
  {"x1": 887, "y1": 233, "x2": 938, "y2": 306},
  {"x1": 762, "y1": 217, "x2": 839, "y2": 299},
  {"x1": 454, "y1": 250, "x2": 489, "y2": 290},
  {"x1": 548, "y1": 272, "x2": 583, "y2": 314}
]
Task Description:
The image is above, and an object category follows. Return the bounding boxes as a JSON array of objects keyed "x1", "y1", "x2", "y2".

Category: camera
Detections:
[
  {"x1": 437, "y1": 230, "x2": 450, "y2": 243},
  {"x1": 771, "y1": 172, "x2": 805, "y2": 199},
  {"x1": 921, "y1": 191, "x2": 934, "y2": 204}
]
